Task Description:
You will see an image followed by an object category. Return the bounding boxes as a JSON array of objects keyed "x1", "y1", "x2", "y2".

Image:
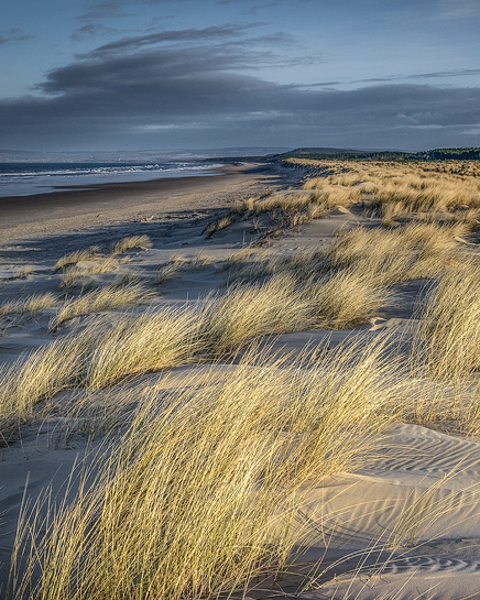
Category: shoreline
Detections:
[{"x1": 0, "y1": 161, "x2": 292, "y2": 243}]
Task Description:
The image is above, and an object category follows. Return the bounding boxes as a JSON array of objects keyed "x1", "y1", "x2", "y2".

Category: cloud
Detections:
[
  {"x1": 83, "y1": 23, "x2": 265, "y2": 56},
  {"x1": 78, "y1": 0, "x2": 193, "y2": 21},
  {"x1": 1, "y1": 27, "x2": 479, "y2": 151},
  {"x1": 407, "y1": 68, "x2": 480, "y2": 80},
  {"x1": 71, "y1": 24, "x2": 119, "y2": 41},
  {"x1": 0, "y1": 28, "x2": 33, "y2": 45}
]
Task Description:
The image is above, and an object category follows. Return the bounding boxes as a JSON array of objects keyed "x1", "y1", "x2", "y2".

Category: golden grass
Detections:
[
  {"x1": 298, "y1": 158, "x2": 480, "y2": 227},
  {"x1": 0, "y1": 293, "x2": 58, "y2": 318},
  {"x1": 327, "y1": 221, "x2": 466, "y2": 285},
  {"x1": 0, "y1": 308, "x2": 197, "y2": 437},
  {"x1": 110, "y1": 234, "x2": 153, "y2": 254},
  {"x1": 0, "y1": 334, "x2": 94, "y2": 438},
  {"x1": 86, "y1": 307, "x2": 201, "y2": 390},
  {"x1": 6, "y1": 157, "x2": 480, "y2": 597},
  {"x1": 11, "y1": 341, "x2": 404, "y2": 600},
  {"x1": 311, "y1": 269, "x2": 390, "y2": 329},
  {"x1": 415, "y1": 258, "x2": 480, "y2": 379},
  {"x1": 49, "y1": 284, "x2": 156, "y2": 330},
  {"x1": 58, "y1": 256, "x2": 118, "y2": 289},
  {"x1": 155, "y1": 254, "x2": 188, "y2": 284},
  {"x1": 11, "y1": 265, "x2": 33, "y2": 279},
  {"x1": 53, "y1": 246, "x2": 100, "y2": 272}
]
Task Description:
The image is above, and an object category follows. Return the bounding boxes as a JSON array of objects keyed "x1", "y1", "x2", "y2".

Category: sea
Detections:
[{"x1": 0, "y1": 161, "x2": 222, "y2": 198}]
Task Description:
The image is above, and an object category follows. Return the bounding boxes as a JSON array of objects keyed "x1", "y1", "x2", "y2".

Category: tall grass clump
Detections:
[
  {"x1": 86, "y1": 307, "x2": 202, "y2": 390},
  {"x1": 201, "y1": 274, "x2": 315, "y2": 356},
  {"x1": 49, "y1": 284, "x2": 155, "y2": 330},
  {"x1": 328, "y1": 221, "x2": 466, "y2": 285},
  {"x1": 0, "y1": 334, "x2": 94, "y2": 439},
  {"x1": 415, "y1": 258, "x2": 480, "y2": 379},
  {"x1": 310, "y1": 269, "x2": 390, "y2": 329},
  {"x1": 11, "y1": 340, "x2": 404, "y2": 600}
]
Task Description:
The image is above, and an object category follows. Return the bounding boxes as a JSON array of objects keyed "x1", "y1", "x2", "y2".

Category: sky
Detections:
[{"x1": 1, "y1": 0, "x2": 480, "y2": 154}]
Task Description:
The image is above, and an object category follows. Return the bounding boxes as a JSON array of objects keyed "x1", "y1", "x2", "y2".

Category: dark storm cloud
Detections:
[{"x1": 2, "y1": 33, "x2": 480, "y2": 150}]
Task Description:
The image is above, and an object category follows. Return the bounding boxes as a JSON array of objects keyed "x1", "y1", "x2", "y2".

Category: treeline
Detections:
[{"x1": 277, "y1": 147, "x2": 480, "y2": 162}]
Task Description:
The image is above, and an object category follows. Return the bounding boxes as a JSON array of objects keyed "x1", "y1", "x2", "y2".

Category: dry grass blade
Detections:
[
  {"x1": 155, "y1": 254, "x2": 188, "y2": 284},
  {"x1": 11, "y1": 266, "x2": 33, "y2": 280}
]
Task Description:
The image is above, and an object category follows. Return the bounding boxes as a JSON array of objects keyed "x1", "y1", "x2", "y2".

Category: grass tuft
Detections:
[
  {"x1": 0, "y1": 293, "x2": 58, "y2": 318},
  {"x1": 110, "y1": 234, "x2": 153, "y2": 254},
  {"x1": 49, "y1": 284, "x2": 156, "y2": 330},
  {"x1": 53, "y1": 246, "x2": 101, "y2": 272}
]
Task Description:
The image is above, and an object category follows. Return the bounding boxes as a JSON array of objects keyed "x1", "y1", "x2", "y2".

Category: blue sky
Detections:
[{"x1": 1, "y1": 0, "x2": 480, "y2": 153}]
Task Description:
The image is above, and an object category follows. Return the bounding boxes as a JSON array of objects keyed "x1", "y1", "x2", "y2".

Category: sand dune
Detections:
[{"x1": 1, "y1": 159, "x2": 480, "y2": 599}]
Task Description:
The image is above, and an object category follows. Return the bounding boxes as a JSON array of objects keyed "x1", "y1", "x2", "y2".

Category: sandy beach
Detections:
[
  {"x1": 2, "y1": 158, "x2": 480, "y2": 599},
  {"x1": 0, "y1": 162, "x2": 292, "y2": 241}
]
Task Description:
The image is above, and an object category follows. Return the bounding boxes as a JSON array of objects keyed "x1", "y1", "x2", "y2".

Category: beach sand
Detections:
[
  {"x1": 0, "y1": 162, "x2": 290, "y2": 241},
  {"x1": 1, "y1": 159, "x2": 480, "y2": 599}
]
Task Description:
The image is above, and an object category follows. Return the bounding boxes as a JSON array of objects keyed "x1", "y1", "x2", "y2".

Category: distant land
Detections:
[
  {"x1": 0, "y1": 147, "x2": 291, "y2": 163},
  {"x1": 274, "y1": 147, "x2": 480, "y2": 161},
  {"x1": 1, "y1": 146, "x2": 479, "y2": 165}
]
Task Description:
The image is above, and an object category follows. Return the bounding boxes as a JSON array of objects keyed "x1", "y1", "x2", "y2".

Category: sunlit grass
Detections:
[{"x1": 11, "y1": 340, "x2": 404, "y2": 600}]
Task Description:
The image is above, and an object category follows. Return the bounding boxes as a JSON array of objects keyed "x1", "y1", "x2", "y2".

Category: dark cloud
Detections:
[
  {"x1": 71, "y1": 23, "x2": 119, "y2": 41},
  {"x1": 79, "y1": 3, "x2": 130, "y2": 21},
  {"x1": 2, "y1": 31, "x2": 480, "y2": 151},
  {"x1": 0, "y1": 28, "x2": 33, "y2": 45},
  {"x1": 407, "y1": 68, "x2": 480, "y2": 80},
  {"x1": 78, "y1": 0, "x2": 191, "y2": 21},
  {"x1": 84, "y1": 23, "x2": 265, "y2": 56}
]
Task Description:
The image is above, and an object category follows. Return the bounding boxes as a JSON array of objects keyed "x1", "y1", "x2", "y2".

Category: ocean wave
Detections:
[{"x1": 0, "y1": 162, "x2": 223, "y2": 197}]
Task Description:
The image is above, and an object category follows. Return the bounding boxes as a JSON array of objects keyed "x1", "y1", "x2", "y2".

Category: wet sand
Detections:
[{"x1": 0, "y1": 162, "x2": 291, "y2": 242}]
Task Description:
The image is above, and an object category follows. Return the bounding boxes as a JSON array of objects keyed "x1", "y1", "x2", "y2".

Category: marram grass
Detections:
[{"x1": 10, "y1": 341, "x2": 404, "y2": 600}]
